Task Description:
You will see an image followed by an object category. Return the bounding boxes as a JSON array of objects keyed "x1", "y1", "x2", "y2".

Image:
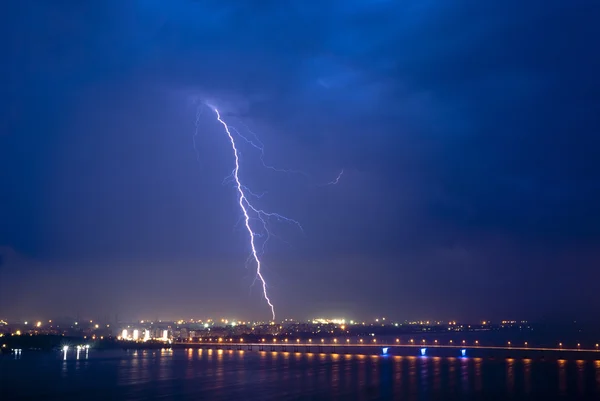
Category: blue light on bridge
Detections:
[
  {"x1": 461, "y1": 349, "x2": 466, "y2": 357},
  {"x1": 420, "y1": 348, "x2": 427, "y2": 356},
  {"x1": 382, "y1": 347, "x2": 389, "y2": 355}
]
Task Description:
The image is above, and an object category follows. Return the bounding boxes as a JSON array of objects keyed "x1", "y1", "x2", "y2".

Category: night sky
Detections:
[{"x1": 1, "y1": 1, "x2": 599, "y2": 322}]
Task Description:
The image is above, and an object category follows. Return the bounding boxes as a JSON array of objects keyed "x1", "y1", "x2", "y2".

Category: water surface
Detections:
[{"x1": 1, "y1": 349, "x2": 599, "y2": 400}]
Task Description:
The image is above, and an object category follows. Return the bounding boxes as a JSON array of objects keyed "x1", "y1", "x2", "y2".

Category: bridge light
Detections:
[
  {"x1": 475, "y1": 340, "x2": 479, "y2": 345},
  {"x1": 396, "y1": 338, "x2": 400, "y2": 343},
  {"x1": 420, "y1": 348, "x2": 427, "y2": 356},
  {"x1": 346, "y1": 339, "x2": 350, "y2": 343},
  {"x1": 382, "y1": 347, "x2": 389, "y2": 355},
  {"x1": 461, "y1": 349, "x2": 466, "y2": 357},
  {"x1": 297, "y1": 339, "x2": 300, "y2": 343}
]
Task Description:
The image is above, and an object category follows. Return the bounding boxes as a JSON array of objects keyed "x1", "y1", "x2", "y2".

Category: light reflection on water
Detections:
[
  {"x1": 460, "y1": 355, "x2": 469, "y2": 393},
  {"x1": 474, "y1": 357, "x2": 483, "y2": 394},
  {"x1": 558, "y1": 359, "x2": 567, "y2": 395},
  {"x1": 576, "y1": 359, "x2": 586, "y2": 395},
  {"x1": 447, "y1": 356, "x2": 456, "y2": 394},
  {"x1": 2, "y1": 350, "x2": 600, "y2": 400},
  {"x1": 506, "y1": 357, "x2": 515, "y2": 394}
]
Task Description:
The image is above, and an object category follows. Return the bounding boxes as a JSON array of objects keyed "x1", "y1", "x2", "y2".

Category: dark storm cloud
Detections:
[{"x1": 1, "y1": 1, "x2": 599, "y2": 320}]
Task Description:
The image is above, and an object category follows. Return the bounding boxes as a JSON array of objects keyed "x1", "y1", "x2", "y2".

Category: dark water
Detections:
[{"x1": 2, "y1": 349, "x2": 600, "y2": 400}]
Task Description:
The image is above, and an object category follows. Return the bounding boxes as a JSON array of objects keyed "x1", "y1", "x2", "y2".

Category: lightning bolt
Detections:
[
  {"x1": 208, "y1": 105, "x2": 304, "y2": 321},
  {"x1": 324, "y1": 169, "x2": 344, "y2": 186}
]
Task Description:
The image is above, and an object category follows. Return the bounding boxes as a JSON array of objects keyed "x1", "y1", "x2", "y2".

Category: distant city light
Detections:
[{"x1": 311, "y1": 318, "x2": 346, "y2": 325}]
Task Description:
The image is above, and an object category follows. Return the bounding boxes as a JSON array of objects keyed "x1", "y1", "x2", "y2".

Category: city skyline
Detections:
[{"x1": 2, "y1": 2, "x2": 599, "y2": 322}]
